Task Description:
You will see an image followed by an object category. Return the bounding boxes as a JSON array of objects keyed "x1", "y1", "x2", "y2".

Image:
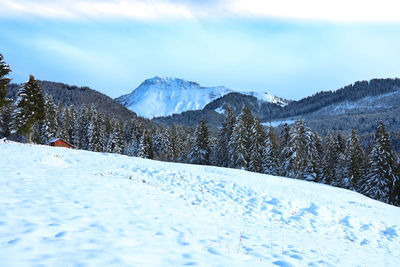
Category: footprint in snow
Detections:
[
  {"x1": 7, "y1": 238, "x2": 20, "y2": 245},
  {"x1": 273, "y1": 260, "x2": 294, "y2": 267},
  {"x1": 54, "y1": 231, "x2": 67, "y2": 238},
  {"x1": 381, "y1": 226, "x2": 398, "y2": 240}
]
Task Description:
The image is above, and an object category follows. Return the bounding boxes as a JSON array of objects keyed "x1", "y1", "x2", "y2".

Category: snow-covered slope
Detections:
[
  {"x1": 1, "y1": 142, "x2": 400, "y2": 266},
  {"x1": 116, "y1": 77, "x2": 288, "y2": 118},
  {"x1": 311, "y1": 89, "x2": 400, "y2": 116},
  {"x1": 241, "y1": 91, "x2": 290, "y2": 106},
  {"x1": 116, "y1": 77, "x2": 232, "y2": 118}
]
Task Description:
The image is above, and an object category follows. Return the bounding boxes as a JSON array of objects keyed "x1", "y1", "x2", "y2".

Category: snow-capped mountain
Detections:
[
  {"x1": 2, "y1": 141, "x2": 400, "y2": 266},
  {"x1": 116, "y1": 76, "x2": 288, "y2": 118}
]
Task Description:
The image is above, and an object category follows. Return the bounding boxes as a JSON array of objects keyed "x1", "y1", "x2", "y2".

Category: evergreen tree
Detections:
[
  {"x1": 322, "y1": 134, "x2": 338, "y2": 185},
  {"x1": 88, "y1": 108, "x2": 103, "y2": 152},
  {"x1": 12, "y1": 75, "x2": 45, "y2": 143},
  {"x1": 363, "y1": 122, "x2": 399, "y2": 204},
  {"x1": 249, "y1": 117, "x2": 266, "y2": 173},
  {"x1": 282, "y1": 119, "x2": 320, "y2": 181},
  {"x1": 189, "y1": 118, "x2": 211, "y2": 165},
  {"x1": 0, "y1": 101, "x2": 13, "y2": 138},
  {"x1": 216, "y1": 106, "x2": 236, "y2": 167},
  {"x1": 60, "y1": 105, "x2": 72, "y2": 143},
  {"x1": 263, "y1": 125, "x2": 280, "y2": 175},
  {"x1": 137, "y1": 130, "x2": 153, "y2": 159},
  {"x1": 74, "y1": 105, "x2": 92, "y2": 149},
  {"x1": 394, "y1": 158, "x2": 400, "y2": 205},
  {"x1": 107, "y1": 120, "x2": 125, "y2": 154},
  {"x1": 279, "y1": 123, "x2": 291, "y2": 176},
  {"x1": 343, "y1": 128, "x2": 365, "y2": 190},
  {"x1": 40, "y1": 95, "x2": 58, "y2": 144},
  {"x1": 152, "y1": 128, "x2": 173, "y2": 161},
  {"x1": 336, "y1": 132, "x2": 346, "y2": 154},
  {"x1": 178, "y1": 126, "x2": 193, "y2": 162},
  {"x1": 334, "y1": 132, "x2": 347, "y2": 186},
  {"x1": 228, "y1": 106, "x2": 254, "y2": 170},
  {"x1": 312, "y1": 132, "x2": 324, "y2": 182},
  {"x1": 228, "y1": 124, "x2": 247, "y2": 169},
  {"x1": 0, "y1": 53, "x2": 11, "y2": 108},
  {"x1": 65, "y1": 105, "x2": 77, "y2": 145},
  {"x1": 123, "y1": 119, "x2": 140, "y2": 157},
  {"x1": 102, "y1": 114, "x2": 114, "y2": 151}
]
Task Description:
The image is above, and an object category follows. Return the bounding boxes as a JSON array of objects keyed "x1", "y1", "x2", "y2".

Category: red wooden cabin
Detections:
[{"x1": 48, "y1": 138, "x2": 75, "y2": 149}]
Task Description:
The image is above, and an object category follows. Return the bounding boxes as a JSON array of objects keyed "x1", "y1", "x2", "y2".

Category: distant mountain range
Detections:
[{"x1": 115, "y1": 76, "x2": 290, "y2": 118}]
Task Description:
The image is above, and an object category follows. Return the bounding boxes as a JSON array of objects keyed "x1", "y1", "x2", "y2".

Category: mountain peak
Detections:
[
  {"x1": 141, "y1": 76, "x2": 200, "y2": 88},
  {"x1": 116, "y1": 77, "x2": 289, "y2": 118}
]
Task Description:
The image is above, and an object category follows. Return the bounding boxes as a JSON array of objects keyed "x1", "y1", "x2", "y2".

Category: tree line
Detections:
[{"x1": 1, "y1": 53, "x2": 399, "y2": 206}]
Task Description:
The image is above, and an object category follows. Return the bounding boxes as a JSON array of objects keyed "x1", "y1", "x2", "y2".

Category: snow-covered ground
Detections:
[{"x1": 1, "y1": 142, "x2": 400, "y2": 266}]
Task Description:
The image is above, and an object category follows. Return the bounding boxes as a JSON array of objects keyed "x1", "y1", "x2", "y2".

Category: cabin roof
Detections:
[{"x1": 47, "y1": 138, "x2": 75, "y2": 148}]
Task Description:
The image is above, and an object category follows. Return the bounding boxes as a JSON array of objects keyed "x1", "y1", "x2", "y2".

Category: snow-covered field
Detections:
[{"x1": 1, "y1": 142, "x2": 400, "y2": 266}]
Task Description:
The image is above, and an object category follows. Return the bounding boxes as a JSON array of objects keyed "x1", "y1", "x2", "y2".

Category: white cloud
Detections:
[
  {"x1": 0, "y1": 0, "x2": 194, "y2": 20},
  {"x1": 1, "y1": 0, "x2": 400, "y2": 22},
  {"x1": 229, "y1": 0, "x2": 400, "y2": 22}
]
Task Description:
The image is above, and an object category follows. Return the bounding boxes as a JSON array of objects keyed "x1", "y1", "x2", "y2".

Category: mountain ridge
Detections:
[{"x1": 115, "y1": 76, "x2": 290, "y2": 118}]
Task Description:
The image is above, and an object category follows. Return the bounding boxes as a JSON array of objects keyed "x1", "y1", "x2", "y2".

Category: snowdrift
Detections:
[{"x1": 1, "y1": 142, "x2": 399, "y2": 266}]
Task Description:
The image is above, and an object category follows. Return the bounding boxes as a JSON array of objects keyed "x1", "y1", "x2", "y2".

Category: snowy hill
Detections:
[
  {"x1": 115, "y1": 77, "x2": 287, "y2": 118},
  {"x1": 1, "y1": 142, "x2": 400, "y2": 266}
]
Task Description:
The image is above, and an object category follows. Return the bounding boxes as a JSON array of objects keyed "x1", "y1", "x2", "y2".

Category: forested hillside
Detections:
[
  {"x1": 6, "y1": 81, "x2": 136, "y2": 121},
  {"x1": 155, "y1": 78, "x2": 400, "y2": 129}
]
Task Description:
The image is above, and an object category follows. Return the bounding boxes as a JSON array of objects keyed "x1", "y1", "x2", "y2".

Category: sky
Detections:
[{"x1": 1, "y1": 0, "x2": 400, "y2": 100}]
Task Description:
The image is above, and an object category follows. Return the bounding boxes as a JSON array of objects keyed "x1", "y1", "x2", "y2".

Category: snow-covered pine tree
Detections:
[
  {"x1": 263, "y1": 124, "x2": 280, "y2": 175},
  {"x1": 334, "y1": 132, "x2": 347, "y2": 186},
  {"x1": 228, "y1": 106, "x2": 254, "y2": 170},
  {"x1": 65, "y1": 105, "x2": 77, "y2": 146},
  {"x1": 123, "y1": 119, "x2": 140, "y2": 156},
  {"x1": 60, "y1": 105, "x2": 71, "y2": 143},
  {"x1": 282, "y1": 119, "x2": 320, "y2": 181},
  {"x1": 152, "y1": 128, "x2": 173, "y2": 161},
  {"x1": 322, "y1": 134, "x2": 338, "y2": 185},
  {"x1": 73, "y1": 104, "x2": 91, "y2": 149},
  {"x1": 228, "y1": 124, "x2": 247, "y2": 169},
  {"x1": 31, "y1": 121, "x2": 41, "y2": 144},
  {"x1": 162, "y1": 128, "x2": 174, "y2": 161},
  {"x1": 40, "y1": 95, "x2": 58, "y2": 144},
  {"x1": 312, "y1": 132, "x2": 324, "y2": 182},
  {"x1": 249, "y1": 117, "x2": 266, "y2": 173},
  {"x1": 279, "y1": 123, "x2": 291, "y2": 176},
  {"x1": 102, "y1": 114, "x2": 113, "y2": 152},
  {"x1": 216, "y1": 106, "x2": 236, "y2": 167},
  {"x1": 189, "y1": 118, "x2": 211, "y2": 165},
  {"x1": 12, "y1": 75, "x2": 45, "y2": 143},
  {"x1": 363, "y1": 122, "x2": 399, "y2": 204},
  {"x1": 137, "y1": 130, "x2": 153, "y2": 159},
  {"x1": 343, "y1": 128, "x2": 365, "y2": 190},
  {"x1": 169, "y1": 124, "x2": 186, "y2": 161},
  {"x1": 394, "y1": 157, "x2": 400, "y2": 205},
  {"x1": 0, "y1": 101, "x2": 13, "y2": 138},
  {"x1": 177, "y1": 125, "x2": 194, "y2": 163},
  {"x1": 87, "y1": 108, "x2": 103, "y2": 152},
  {"x1": 109, "y1": 120, "x2": 125, "y2": 154},
  {"x1": 0, "y1": 53, "x2": 11, "y2": 108}
]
